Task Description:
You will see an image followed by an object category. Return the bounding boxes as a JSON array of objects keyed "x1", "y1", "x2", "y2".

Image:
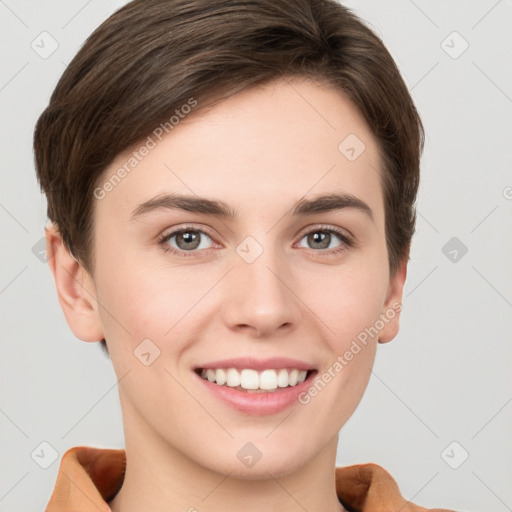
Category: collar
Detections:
[{"x1": 45, "y1": 446, "x2": 453, "y2": 512}]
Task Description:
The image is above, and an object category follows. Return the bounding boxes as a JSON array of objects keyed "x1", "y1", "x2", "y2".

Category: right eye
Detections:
[{"x1": 158, "y1": 226, "x2": 216, "y2": 257}]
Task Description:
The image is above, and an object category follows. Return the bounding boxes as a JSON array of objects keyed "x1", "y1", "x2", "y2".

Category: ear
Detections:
[
  {"x1": 378, "y1": 252, "x2": 408, "y2": 344},
  {"x1": 45, "y1": 223, "x2": 104, "y2": 342}
]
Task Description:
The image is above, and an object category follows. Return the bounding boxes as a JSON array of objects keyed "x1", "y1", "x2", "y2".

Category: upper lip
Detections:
[{"x1": 195, "y1": 357, "x2": 315, "y2": 372}]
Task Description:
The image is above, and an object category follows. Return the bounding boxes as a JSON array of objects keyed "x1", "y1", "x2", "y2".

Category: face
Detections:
[{"x1": 68, "y1": 77, "x2": 406, "y2": 478}]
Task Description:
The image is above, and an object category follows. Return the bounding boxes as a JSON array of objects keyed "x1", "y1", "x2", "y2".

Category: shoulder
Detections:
[{"x1": 335, "y1": 463, "x2": 458, "y2": 512}]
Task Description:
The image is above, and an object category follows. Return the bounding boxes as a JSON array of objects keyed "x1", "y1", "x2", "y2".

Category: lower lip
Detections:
[{"x1": 195, "y1": 371, "x2": 317, "y2": 416}]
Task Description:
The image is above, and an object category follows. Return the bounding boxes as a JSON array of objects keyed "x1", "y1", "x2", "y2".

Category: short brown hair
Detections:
[{"x1": 33, "y1": 0, "x2": 424, "y2": 353}]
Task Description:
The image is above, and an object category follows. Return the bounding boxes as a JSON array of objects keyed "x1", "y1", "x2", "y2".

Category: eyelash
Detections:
[{"x1": 157, "y1": 224, "x2": 354, "y2": 258}]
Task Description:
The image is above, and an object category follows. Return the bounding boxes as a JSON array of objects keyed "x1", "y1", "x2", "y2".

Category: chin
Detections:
[{"x1": 198, "y1": 438, "x2": 317, "y2": 480}]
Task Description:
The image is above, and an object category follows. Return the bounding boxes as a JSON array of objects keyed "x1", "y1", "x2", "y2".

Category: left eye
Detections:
[{"x1": 297, "y1": 229, "x2": 346, "y2": 251}]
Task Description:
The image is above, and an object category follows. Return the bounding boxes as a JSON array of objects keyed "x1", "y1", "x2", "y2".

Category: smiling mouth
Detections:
[{"x1": 194, "y1": 367, "x2": 316, "y2": 393}]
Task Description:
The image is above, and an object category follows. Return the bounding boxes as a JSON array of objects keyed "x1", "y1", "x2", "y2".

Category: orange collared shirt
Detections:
[{"x1": 45, "y1": 446, "x2": 457, "y2": 512}]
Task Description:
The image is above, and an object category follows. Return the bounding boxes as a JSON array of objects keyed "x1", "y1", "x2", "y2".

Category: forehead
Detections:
[{"x1": 94, "y1": 77, "x2": 384, "y2": 226}]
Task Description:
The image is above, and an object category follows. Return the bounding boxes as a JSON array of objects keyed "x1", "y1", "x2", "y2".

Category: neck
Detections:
[{"x1": 109, "y1": 401, "x2": 347, "y2": 512}]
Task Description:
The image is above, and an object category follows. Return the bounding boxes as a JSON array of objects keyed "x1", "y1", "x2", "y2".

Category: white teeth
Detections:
[
  {"x1": 226, "y1": 368, "x2": 241, "y2": 387},
  {"x1": 288, "y1": 369, "x2": 299, "y2": 386},
  {"x1": 277, "y1": 368, "x2": 289, "y2": 387},
  {"x1": 260, "y1": 369, "x2": 278, "y2": 390},
  {"x1": 216, "y1": 368, "x2": 227, "y2": 386},
  {"x1": 199, "y1": 367, "x2": 310, "y2": 390},
  {"x1": 240, "y1": 369, "x2": 259, "y2": 390}
]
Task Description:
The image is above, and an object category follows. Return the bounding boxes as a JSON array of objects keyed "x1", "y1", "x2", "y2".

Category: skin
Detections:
[{"x1": 46, "y1": 76, "x2": 408, "y2": 512}]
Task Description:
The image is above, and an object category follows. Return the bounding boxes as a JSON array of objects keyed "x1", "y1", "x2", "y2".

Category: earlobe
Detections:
[
  {"x1": 378, "y1": 254, "x2": 408, "y2": 344},
  {"x1": 45, "y1": 224, "x2": 104, "y2": 342}
]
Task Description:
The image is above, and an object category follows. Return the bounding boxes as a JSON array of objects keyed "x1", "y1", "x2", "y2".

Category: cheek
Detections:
[
  {"x1": 301, "y1": 267, "x2": 384, "y2": 430},
  {"x1": 93, "y1": 253, "x2": 242, "y2": 385},
  {"x1": 306, "y1": 254, "x2": 389, "y2": 422},
  {"x1": 305, "y1": 257, "x2": 389, "y2": 349},
  {"x1": 93, "y1": 251, "x2": 205, "y2": 353}
]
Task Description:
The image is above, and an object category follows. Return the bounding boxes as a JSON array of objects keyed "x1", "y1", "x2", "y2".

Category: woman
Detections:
[{"x1": 34, "y1": 0, "x2": 455, "y2": 510}]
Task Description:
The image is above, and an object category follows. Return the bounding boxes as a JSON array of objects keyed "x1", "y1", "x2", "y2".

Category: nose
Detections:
[{"x1": 221, "y1": 244, "x2": 302, "y2": 338}]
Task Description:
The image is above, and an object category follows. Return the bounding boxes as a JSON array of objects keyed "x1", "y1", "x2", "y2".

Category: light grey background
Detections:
[{"x1": 1, "y1": 1, "x2": 511, "y2": 511}]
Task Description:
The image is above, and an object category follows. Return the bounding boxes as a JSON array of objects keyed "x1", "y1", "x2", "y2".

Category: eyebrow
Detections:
[{"x1": 130, "y1": 192, "x2": 374, "y2": 222}]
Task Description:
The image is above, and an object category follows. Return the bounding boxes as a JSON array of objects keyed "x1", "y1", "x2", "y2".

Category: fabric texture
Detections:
[{"x1": 45, "y1": 446, "x2": 457, "y2": 512}]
